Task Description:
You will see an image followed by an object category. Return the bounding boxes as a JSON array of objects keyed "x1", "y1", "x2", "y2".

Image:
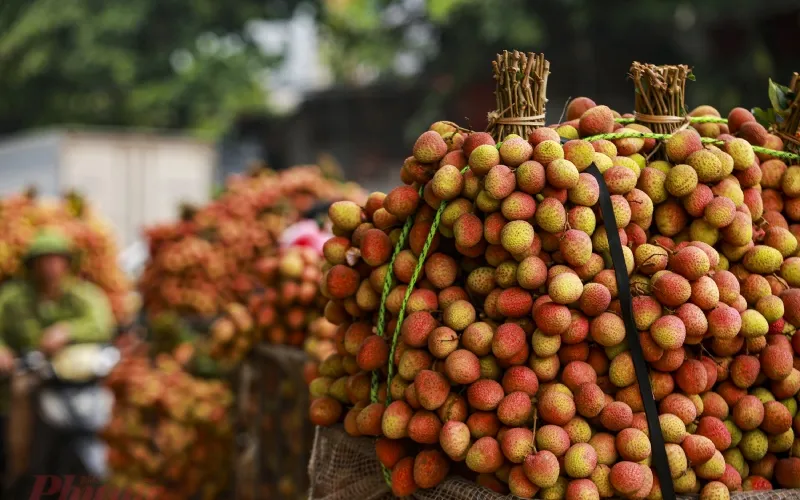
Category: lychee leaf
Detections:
[
  {"x1": 768, "y1": 78, "x2": 793, "y2": 113},
  {"x1": 752, "y1": 107, "x2": 778, "y2": 128}
]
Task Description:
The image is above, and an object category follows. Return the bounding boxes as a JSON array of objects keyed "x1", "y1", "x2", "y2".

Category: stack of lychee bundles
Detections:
[{"x1": 307, "y1": 98, "x2": 800, "y2": 500}]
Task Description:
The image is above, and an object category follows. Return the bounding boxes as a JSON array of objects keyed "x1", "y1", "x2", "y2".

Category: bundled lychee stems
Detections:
[
  {"x1": 777, "y1": 72, "x2": 800, "y2": 156},
  {"x1": 630, "y1": 62, "x2": 691, "y2": 135},
  {"x1": 487, "y1": 51, "x2": 550, "y2": 141}
]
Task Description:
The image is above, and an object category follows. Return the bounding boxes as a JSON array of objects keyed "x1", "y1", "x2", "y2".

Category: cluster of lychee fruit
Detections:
[
  {"x1": 140, "y1": 165, "x2": 365, "y2": 318},
  {"x1": 0, "y1": 190, "x2": 132, "y2": 323},
  {"x1": 306, "y1": 101, "x2": 800, "y2": 500},
  {"x1": 104, "y1": 349, "x2": 234, "y2": 500},
  {"x1": 247, "y1": 245, "x2": 332, "y2": 350}
]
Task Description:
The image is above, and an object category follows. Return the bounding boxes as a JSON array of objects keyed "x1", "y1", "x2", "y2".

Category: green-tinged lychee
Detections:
[
  {"x1": 548, "y1": 272, "x2": 584, "y2": 305},
  {"x1": 740, "y1": 429, "x2": 769, "y2": 461},
  {"x1": 564, "y1": 443, "x2": 598, "y2": 479},
  {"x1": 704, "y1": 196, "x2": 737, "y2": 228},
  {"x1": 563, "y1": 139, "x2": 595, "y2": 171},
  {"x1": 469, "y1": 144, "x2": 501, "y2": 177},
  {"x1": 517, "y1": 256, "x2": 548, "y2": 290},
  {"x1": 740, "y1": 309, "x2": 768, "y2": 338},
  {"x1": 442, "y1": 299, "x2": 476, "y2": 331},
  {"x1": 499, "y1": 136, "x2": 533, "y2": 167},
  {"x1": 413, "y1": 130, "x2": 448, "y2": 162},
  {"x1": 501, "y1": 220, "x2": 535, "y2": 255},
  {"x1": 615, "y1": 427, "x2": 651, "y2": 462},
  {"x1": 328, "y1": 200, "x2": 363, "y2": 232},
  {"x1": 533, "y1": 140, "x2": 565, "y2": 165},
  {"x1": 535, "y1": 197, "x2": 567, "y2": 233},
  {"x1": 546, "y1": 159, "x2": 580, "y2": 189},
  {"x1": 666, "y1": 164, "x2": 698, "y2": 197},
  {"x1": 466, "y1": 436, "x2": 504, "y2": 474},
  {"x1": 700, "y1": 481, "x2": 730, "y2": 500},
  {"x1": 431, "y1": 164, "x2": 465, "y2": 201},
  {"x1": 725, "y1": 138, "x2": 756, "y2": 170},
  {"x1": 666, "y1": 128, "x2": 704, "y2": 163},
  {"x1": 523, "y1": 450, "x2": 561, "y2": 488},
  {"x1": 743, "y1": 245, "x2": 783, "y2": 274},
  {"x1": 516, "y1": 160, "x2": 546, "y2": 194}
]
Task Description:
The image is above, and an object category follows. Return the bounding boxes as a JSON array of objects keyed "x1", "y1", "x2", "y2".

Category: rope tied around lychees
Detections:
[
  {"x1": 581, "y1": 130, "x2": 800, "y2": 163},
  {"x1": 614, "y1": 115, "x2": 729, "y2": 125},
  {"x1": 369, "y1": 165, "x2": 472, "y2": 488}
]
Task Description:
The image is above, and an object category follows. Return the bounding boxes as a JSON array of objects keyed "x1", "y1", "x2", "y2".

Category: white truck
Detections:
[{"x1": 0, "y1": 127, "x2": 216, "y2": 271}]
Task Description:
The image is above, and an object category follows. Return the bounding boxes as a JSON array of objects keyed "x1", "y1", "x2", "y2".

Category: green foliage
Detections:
[
  {"x1": 753, "y1": 78, "x2": 796, "y2": 128},
  {"x1": 0, "y1": 0, "x2": 297, "y2": 137}
]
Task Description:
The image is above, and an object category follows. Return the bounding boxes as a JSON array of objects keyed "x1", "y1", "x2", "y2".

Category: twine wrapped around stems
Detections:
[
  {"x1": 486, "y1": 50, "x2": 549, "y2": 141},
  {"x1": 629, "y1": 62, "x2": 691, "y2": 135}
]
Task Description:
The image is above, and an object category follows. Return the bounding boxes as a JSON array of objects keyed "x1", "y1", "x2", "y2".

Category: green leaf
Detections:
[
  {"x1": 768, "y1": 78, "x2": 792, "y2": 113},
  {"x1": 686, "y1": 72, "x2": 696, "y2": 81},
  {"x1": 752, "y1": 107, "x2": 778, "y2": 128}
]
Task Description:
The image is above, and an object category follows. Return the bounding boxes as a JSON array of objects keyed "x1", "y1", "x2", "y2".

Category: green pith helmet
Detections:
[{"x1": 24, "y1": 228, "x2": 74, "y2": 262}]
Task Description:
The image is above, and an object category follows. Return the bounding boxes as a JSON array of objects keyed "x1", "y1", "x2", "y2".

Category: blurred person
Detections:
[{"x1": 0, "y1": 228, "x2": 114, "y2": 492}]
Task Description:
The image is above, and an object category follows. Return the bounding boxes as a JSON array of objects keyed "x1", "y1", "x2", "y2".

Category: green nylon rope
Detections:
[
  {"x1": 614, "y1": 116, "x2": 728, "y2": 125},
  {"x1": 368, "y1": 166, "x2": 471, "y2": 488},
  {"x1": 581, "y1": 131, "x2": 800, "y2": 163},
  {"x1": 369, "y1": 206, "x2": 416, "y2": 405}
]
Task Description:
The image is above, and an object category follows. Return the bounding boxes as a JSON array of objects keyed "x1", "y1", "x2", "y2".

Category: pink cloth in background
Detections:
[{"x1": 279, "y1": 219, "x2": 333, "y2": 255}]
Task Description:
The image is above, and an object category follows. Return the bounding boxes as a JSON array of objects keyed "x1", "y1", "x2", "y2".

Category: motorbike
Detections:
[{"x1": 5, "y1": 343, "x2": 120, "y2": 497}]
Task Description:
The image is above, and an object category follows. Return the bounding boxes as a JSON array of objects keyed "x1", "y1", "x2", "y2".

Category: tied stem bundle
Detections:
[
  {"x1": 486, "y1": 50, "x2": 549, "y2": 142},
  {"x1": 630, "y1": 62, "x2": 691, "y2": 136}
]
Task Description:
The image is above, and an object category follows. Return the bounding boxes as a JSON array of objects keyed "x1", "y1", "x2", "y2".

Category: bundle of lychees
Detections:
[
  {"x1": 0, "y1": 190, "x2": 131, "y2": 323},
  {"x1": 306, "y1": 60, "x2": 800, "y2": 500},
  {"x1": 140, "y1": 165, "x2": 365, "y2": 318},
  {"x1": 104, "y1": 351, "x2": 234, "y2": 500}
]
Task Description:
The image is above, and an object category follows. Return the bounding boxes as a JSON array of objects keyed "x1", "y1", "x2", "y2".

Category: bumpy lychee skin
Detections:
[
  {"x1": 499, "y1": 136, "x2": 533, "y2": 167},
  {"x1": 579, "y1": 105, "x2": 614, "y2": 136},
  {"x1": 665, "y1": 163, "x2": 698, "y2": 197},
  {"x1": 538, "y1": 388, "x2": 577, "y2": 426},
  {"x1": 535, "y1": 197, "x2": 567, "y2": 234},
  {"x1": 533, "y1": 140, "x2": 565, "y2": 165},
  {"x1": 650, "y1": 315, "x2": 687, "y2": 350},
  {"x1": 431, "y1": 164, "x2": 465, "y2": 201},
  {"x1": 743, "y1": 245, "x2": 784, "y2": 274},
  {"x1": 615, "y1": 427, "x2": 651, "y2": 462},
  {"x1": 567, "y1": 97, "x2": 597, "y2": 120},
  {"x1": 726, "y1": 138, "x2": 756, "y2": 170},
  {"x1": 523, "y1": 450, "x2": 560, "y2": 488},
  {"x1": 563, "y1": 443, "x2": 598, "y2": 479},
  {"x1": 700, "y1": 481, "x2": 731, "y2": 500},
  {"x1": 500, "y1": 220, "x2": 535, "y2": 255},
  {"x1": 469, "y1": 144, "x2": 500, "y2": 177},
  {"x1": 548, "y1": 272, "x2": 584, "y2": 305},
  {"x1": 483, "y1": 164, "x2": 516, "y2": 200},
  {"x1": 652, "y1": 272, "x2": 692, "y2": 307},
  {"x1": 466, "y1": 436, "x2": 504, "y2": 474},
  {"x1": 609, "y1": 461, "x2": 644, "y2": 496},
  {"x1": 666, "y1": 128, "x2": 703, "y2": 163}
]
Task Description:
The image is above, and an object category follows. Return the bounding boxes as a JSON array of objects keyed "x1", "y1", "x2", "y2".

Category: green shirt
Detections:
[{"x1": 0, "y1": 278, "x2": 114, "y2": 414}]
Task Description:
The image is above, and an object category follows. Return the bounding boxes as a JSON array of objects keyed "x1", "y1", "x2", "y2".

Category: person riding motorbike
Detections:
[{"x1": 0, "y1": 228, "x2": 114, "y2": 493}]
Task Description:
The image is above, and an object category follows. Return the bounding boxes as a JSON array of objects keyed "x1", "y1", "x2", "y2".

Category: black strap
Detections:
[{"x1": 586, "y1": 163, "x2": 676, "y2": 500}]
